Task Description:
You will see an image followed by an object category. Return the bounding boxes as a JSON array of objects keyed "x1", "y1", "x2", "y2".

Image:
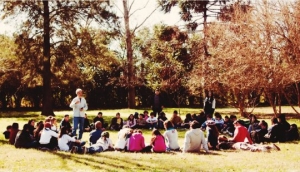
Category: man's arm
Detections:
[
  {"x1": 69, "y1": 98, "x2": 77, "y2": 108},
  {"x1": 83, "y1": 98, "x2": 88, "y2": 111}
]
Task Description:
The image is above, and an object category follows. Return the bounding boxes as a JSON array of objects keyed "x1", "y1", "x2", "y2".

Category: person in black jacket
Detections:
[
  {"x1": 265, "y1": 117, "x2": 281, "y2": 142},
  {"x1": 251, "y1": 120, "x2": 268, "y2": 143},
  {"x1": 149, "y1": 89, "x2": 165, "y2": 117},
  {"x1": 84, "y1": 113, "x2": 92, "y2": 132},
  {"x1": 109, "y1": 113, "x2": 123, "y2": 131},
  {"x1": 60, "y1": 114, "x2": 72, "y2": 134},
  {"x1": 93, "y1": 112, "x2": 107, "y2": 128},
  {"x1": 15, "y1": 124, "x2": 37, "y2": 149},
  {"x1": 203, "y1": 91, "x2": 216, "y2": 116}
]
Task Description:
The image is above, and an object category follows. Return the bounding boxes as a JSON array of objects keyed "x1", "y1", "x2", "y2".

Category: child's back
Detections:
[
  {"x1": 152, "y1": 135, "x2": 166, "y2": 152},
  {"x1": 128, "y1": 133, "x2": 145, "y2": 152}
]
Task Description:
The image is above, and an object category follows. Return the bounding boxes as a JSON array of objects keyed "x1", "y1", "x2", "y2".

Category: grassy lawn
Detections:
[{"x1": 0, "y1": 107, "x2": 300, "y2": 172}]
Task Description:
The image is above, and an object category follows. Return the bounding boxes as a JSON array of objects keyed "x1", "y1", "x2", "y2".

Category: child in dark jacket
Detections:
[
  {"x1": 3, "y1": 125, "x2": 12, "y2": 139},
  {"x1": 15, "y1": 124, "x2": 37, "y2": 148}
]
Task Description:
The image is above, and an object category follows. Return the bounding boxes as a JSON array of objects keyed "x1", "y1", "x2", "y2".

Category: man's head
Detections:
[
  {"x1": 116, "y1": 112, "x2": 120, "y2": 118},
  {"x1": 64, "y1": 114, "x2": 70, "y2": 121},
  {"x1": 76, "y1": 88, "x2": 83, "y2": 97},
  {"x1": 98, "y1": 112, "x2": 103, "y2": 117},
  {"x1": 155, "y1": 88, "x2": 160, "y2": 95}
]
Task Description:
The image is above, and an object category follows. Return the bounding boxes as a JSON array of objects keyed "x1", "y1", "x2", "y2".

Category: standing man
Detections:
[
  {"x1": 203, "y1": 91, "x2": 216, "y2": 116},
  {"x1": 150, "y1": 88, "x2": 164, "y2": 117},
  {"x1": 70, "y1": 88, "x2": 88, "y2": 139}
]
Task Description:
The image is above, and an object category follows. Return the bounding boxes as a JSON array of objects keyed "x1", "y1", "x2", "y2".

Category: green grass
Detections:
[{"x1": 0, "y1": 107, "x2": 300, "y2": 172}]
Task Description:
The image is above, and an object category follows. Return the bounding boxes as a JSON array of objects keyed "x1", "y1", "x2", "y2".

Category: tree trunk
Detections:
[
  {"x1": 41, "y1": 1, "x2": 54, "y2": 116},
  {"x1": 296, "y1": 82, "x2": 300, "y2": 107},
  {"x1": 123, "y1": 0, "x2": 135, "y2": 108}
]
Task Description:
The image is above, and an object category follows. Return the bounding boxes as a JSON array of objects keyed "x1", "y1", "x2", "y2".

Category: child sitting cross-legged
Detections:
[
  {"x1": 58, "y1": 126, "x2": 86, "y2": 153},
  {"x1": 149, "y1": 129, "x2": 166, "y2": 153},
  {"x1": 85, "y1": 131, "x2": 114, "y2": 154}
]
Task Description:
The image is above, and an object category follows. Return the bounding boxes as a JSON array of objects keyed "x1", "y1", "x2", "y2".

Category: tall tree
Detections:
[
  {"x1": 1, "y1": 1, "x2": 118, "y2": 115},
  {"x1": 112, "y1": 0, "x2": 158, "y2": 108},
  {"x1": 159, "y1": 0, "x2": 229, "y2": 56}
]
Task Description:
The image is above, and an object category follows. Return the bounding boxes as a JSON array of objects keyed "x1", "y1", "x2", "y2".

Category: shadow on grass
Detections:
[
  {"x1": 51, "y1": 151, "x2": 169, "y2": 171},
  {"x1": 0, "y1": 139, "x2": 9, "y2": 146}
]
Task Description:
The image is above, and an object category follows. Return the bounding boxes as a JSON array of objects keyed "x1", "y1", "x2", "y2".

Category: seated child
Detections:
[
  {"x1": 182, "y1": 113, "x2": 193, "y2": 129},
  {"x1": 146, "y1": 112, "x2": 158, "y2": 130},
  {"x1": 158, "y1": 112, "x2": 168, "y2": 129},
  {"x1": 135, "y1": 114, "x2": 147, "y2": 129},
  {"x1": 86, "y1": 131, "x2": 113, "y2": 154},
  {"x1": 109, "y1": 113, "x2": 123, "y2": 131},
  {"x1": 286, "y1": 124, "x2": 300, "y2": 141},
  {"x1": 39, "y1": 122, "x2": 59, "y2": 150},
  {"x1": 58, "y1": 126, "x2": 85, "y2": 152},
  {"x1": 150, "y1": 129, "x2": 166, "y2": 153},
  {"x1": 89, "y1": 121, "x2": 103, "y2": 145},
  {"x1": 9, "y1": 123, "x2": 20, "y2": 145},
  {"x1": 15, "y1": 124, "x2": 37, "y2": 149},
  {"x1": 170, "y1": 110, "x2": 183, "y2": 129},
  {"x1": 128, "y1": 130, "x2": 145, "y2": 152},
  {"x1": 3, "y1": 125, "x2": 11, "y2": 139},
  {"x1": 127, "y1": 114, "x2": 137, "y2": 128},
  {"x1": 214, "y1": 112, "x2": 224, "y2": 132},
  {"x1": 114, "y1": 126, "x2": 132, "y2": 151},
  {"x1": 163, "y1": 120, "x2": 180, "y2": 151},
  {"x1": 251, "y1": 120, "x2": 268, "y2": 144}
]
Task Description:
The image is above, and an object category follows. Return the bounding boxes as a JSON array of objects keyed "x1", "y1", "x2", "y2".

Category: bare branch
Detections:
[{"x1": 129, "y1": 0, "x2": 150, "y2": 17}]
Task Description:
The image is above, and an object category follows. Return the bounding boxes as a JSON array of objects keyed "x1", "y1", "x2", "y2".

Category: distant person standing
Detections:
[
  {"x1": 150, "y1": 88, "x2": 164, "y2": 117},
  {"x1": 70, "y1": 88, "x2": 88, "y2": 139},
  {"x1": 203, "y1": 91, "x2": 216, "y2": 116}
]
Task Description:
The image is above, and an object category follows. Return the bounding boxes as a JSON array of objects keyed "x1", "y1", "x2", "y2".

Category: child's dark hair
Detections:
[
  {"x1": 271, "y1": 117, "x2": 278, "y2": 124},
  {"x1": 260, "y1": 120, "x2": 268, "y2": 128},
  {"x1": 6, "y1": 125, "x2": 12, "y2": 130},
  {"x1": 186, "y1": 113, "x2": 192, "y2": 119},
  {"x1": 128, "y1": 114, "x2": 134, "y2": 120},
  {"x1": 59, "y1": 126, "x2": 68, "y2": 138},
  {"x1": 159, "y1": 111, "x2": 166, "y2": 117},
  {"x1": 152, "y1": 129, "x2": 162, "y2": 136},
  {"x1": 164, "y1": 120, "x2": 174, "y2": 129},
  {"x1": 12, "y1": 123, "x2": 19, "y2": 130},
  {"x1": 134, "y1": 129, "x2": 142, "y2": 134},
  {"x1": 150, "y1": 112, "x2": 155, "y2": 116},
  {"x1": 27, "y1": 119, "x2": 35, "y2": 125},
  {"x1": 190, "y1": 121, "x2": 200, "y2": 129},
  {"x1": 214, "y1": 112, "x2": 222, "y2": 119}
]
